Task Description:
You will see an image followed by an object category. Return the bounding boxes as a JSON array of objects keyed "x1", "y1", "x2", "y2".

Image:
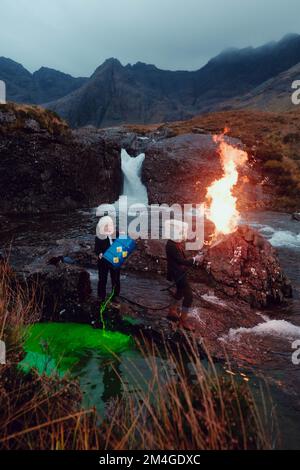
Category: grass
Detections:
[
  {"x1": 100, "y1": 337, "x2": 275, "y2": 450},
  {"x1": 0, "y1": 259, "x2": 276, "y2": 450},
  {"x1": 0, "y1": 102, "x2": 69, "y2": 135}
]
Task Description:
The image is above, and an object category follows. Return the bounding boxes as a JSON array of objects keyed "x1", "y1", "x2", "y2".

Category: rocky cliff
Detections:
[{"x1": 0, "y1": 103, "x2": 121, "y2": 214}]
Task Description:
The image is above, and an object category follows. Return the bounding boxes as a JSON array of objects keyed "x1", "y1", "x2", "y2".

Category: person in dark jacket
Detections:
[
  {"x1": 95, "y1": 216, "x2": 120, "y2": 303},
  {"x1": 166, "y1": 220, "x2": 203, "y2": 330}
]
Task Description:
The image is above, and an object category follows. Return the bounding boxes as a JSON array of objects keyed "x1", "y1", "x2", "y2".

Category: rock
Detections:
[
  {"x1": 24, "y1": 118, "x2": 41, "y2": 132},
  {"x1": 0, "y1": 104, "x2": 121, "y2": 214},
  {"x1": 0, "y1": 110, "x2": 16, "y2": 125},
  {"x1": 204, "y1": 225, "x2": 292, "y2": 307},
  {"x1": 125, "y1": 239, "x2": 167, "y2": 275},
  {"x1": 23, "y1": 262, "x2": 94, "y2": 323},
  {"x1": 141, "y1": 133, "x2": 259, "y2": 210},
  {"x1": 142, "y1": 134, "x2": 222, "y2": 205},
  {"x1": 292, "y1": 212, "x2": 300, "y2": 221}
]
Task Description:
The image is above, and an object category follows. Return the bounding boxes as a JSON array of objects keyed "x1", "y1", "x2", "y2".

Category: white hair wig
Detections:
[{"x1": 96, "y1": 216, "x2": 115, "y2": 239}]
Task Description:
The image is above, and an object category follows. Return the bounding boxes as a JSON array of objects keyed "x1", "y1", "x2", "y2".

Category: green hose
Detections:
[{"x1": 99, "y1": 287, "x2": 115, "y2": 331}]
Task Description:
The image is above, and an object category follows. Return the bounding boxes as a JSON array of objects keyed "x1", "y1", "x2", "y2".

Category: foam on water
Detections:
[
  {"x1": 201, "y1": 293, "x2": 228, "y2": 308},
  {"x1": 189, "y1": 307, "x2": 204, "y2": 323},
  {"x1": 269, "y1": 231, "x2": 300, "y2": 248},
  {"x1": 221, "y1": 319, "x2": 300, "y2": 342},
  {"x1": 245, "y1": 218, "x2": 300, "y2": 249}
]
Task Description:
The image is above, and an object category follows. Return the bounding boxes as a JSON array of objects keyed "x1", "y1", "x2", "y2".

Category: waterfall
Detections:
[
  {"x1": 119, "y1": 149, "x2": 148, "y2": 208},
  {"x1": 96, "y1": 148, "x2": 148, "y2": 217}
]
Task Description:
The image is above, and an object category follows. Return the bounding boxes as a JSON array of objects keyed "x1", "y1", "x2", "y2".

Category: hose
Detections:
[{"x1": 119, "y1": 294, "x2": 172, "y2": 311}]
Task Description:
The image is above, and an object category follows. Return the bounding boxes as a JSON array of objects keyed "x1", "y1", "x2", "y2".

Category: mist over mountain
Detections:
[{"x1": 1, "y1": 33, "x2": 300, "y2": 127}]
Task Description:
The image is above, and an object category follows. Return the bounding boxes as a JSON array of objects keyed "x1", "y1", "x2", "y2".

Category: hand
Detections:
[
  {"x1": 98, "y1": 253, "x2": 103, "y2": 260},
  {"x1": 194, "y1": 253, "x2": 204, "y2": 266}
]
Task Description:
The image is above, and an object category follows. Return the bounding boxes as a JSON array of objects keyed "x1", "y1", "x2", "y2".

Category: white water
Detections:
[
  {"x1": 221, "y1": 317, "x2": 300, "y2": 342},
  {"x1": 96, "y1": 148, "x2": 148, "y2": 216},
  {"x1": 269, "y1": 231, "x2": 300, "y2": 248},
  {"x1": 119, "y1": 149, "x2": 148, "y2": 208},
  {"x1": 244, "y1": 220, "x2": 300, "y2": 249},
  {"x1": 201, "y1": 293, "x2": 228, "y2": 308}
]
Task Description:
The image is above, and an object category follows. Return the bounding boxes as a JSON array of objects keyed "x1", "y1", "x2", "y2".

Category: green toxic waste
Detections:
[{"x1": 19, "y1": 322, "x2": 132, "y2": 377}]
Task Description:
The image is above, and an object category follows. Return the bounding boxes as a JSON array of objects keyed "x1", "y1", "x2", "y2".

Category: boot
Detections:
[
  {"x1": 167, "y1": 304, "x2": 181, "y2": 321},
  {"x1": 179, "y1": 309, "x2": 196, "y2": 332},
  {"x1": 111, "y1": 295, "x2": 121, "y2": 310}
]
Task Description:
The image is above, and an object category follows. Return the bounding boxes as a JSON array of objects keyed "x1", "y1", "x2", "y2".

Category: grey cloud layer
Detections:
[{"x1": 0, "y1": 0, "x2": 299, "y2": 76}]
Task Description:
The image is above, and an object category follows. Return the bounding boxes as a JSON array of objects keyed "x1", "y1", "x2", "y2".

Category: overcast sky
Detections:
[{"x1": 0, "y1": 0, "x2": 299, "y2": 77}]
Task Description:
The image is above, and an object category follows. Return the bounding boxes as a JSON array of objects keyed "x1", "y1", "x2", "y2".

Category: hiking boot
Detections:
[
  {"x1": 179, "y1": 311, "x2": 196, "y2": 331},
  {"x1": 111, "y1": 296, "x2": 121, "y2": 309},
  {"x1": 167, "y1": 304, "x2": 181, "y2": 321}
]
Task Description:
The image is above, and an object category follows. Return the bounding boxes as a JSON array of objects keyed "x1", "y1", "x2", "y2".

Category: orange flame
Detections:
[{"x1": 206, "y1": 133, "x2": 248, "y2": 235}]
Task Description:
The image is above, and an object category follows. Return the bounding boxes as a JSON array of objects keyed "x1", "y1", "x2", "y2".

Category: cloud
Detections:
[{"x1": 0, "y1": 0, "x2": 299, "y2": 76}]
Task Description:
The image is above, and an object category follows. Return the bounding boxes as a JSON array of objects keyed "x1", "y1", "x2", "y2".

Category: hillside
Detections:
[{"x1": 223, "y1": 62, "x2": 300, "y2": 112}]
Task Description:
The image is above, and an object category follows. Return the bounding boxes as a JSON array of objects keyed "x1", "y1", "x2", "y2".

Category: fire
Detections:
[{"x1": 206, "y1": 133, "x2": 248, "y2": 235}]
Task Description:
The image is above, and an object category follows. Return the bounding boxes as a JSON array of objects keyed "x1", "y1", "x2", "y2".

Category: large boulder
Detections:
[
  {"x1": 124, "y1": 225, "x2": 292, "y2": 308},
  {"x1": 22, "y1": 261, "x2": 94, "y2": 323},
  {"x1": 204, "y1": 225, "x2": 292, "y2": 307},
  {"x1": 0, "y1": 104, "x2": 121, "y2": 214},
  {"x1": 142, "y1": 133, "x2": 260, "y2": 209}
]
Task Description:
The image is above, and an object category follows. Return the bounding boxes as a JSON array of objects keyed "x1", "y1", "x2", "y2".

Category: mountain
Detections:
[
  {"x1": 0, "y1": 57, "x2": 87, "y2": 104},
  {"x1": 46, "y1": 34, "x2": 300, "y2": 127},
  {"x1": 2, "y1": 33, "x2": 300, "y2": 127},
  {"x1": 192, "y1": 34, "x2": 300, "y2": 109},
  {"x1": 44, "y1": 58, "x2": 197, "y2": 127},
  {"x1": 32, "y1": 67, "x2": 87, "y2": 103},
  {"x1": 0, "y1": 57, "x2": 35, "y2": 102},
  {"x1": 219, "y1": 62, "x2": 300, "y2": 112}
]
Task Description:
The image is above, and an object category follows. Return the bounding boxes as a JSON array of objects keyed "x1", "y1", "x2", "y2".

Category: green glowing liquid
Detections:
[
  {"x1": 19, "y1": 322, "x2": 132, "y2": 377},
  {"x1": 99, "y1": 288, "x2": 115, "y2": 331}
]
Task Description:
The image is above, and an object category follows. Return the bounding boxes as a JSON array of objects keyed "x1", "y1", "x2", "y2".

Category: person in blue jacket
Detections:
[{"x1": 95, "y1": 216, "x2": 120, "y2": 303}]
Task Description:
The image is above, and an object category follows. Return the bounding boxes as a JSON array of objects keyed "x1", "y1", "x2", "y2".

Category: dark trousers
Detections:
[
  {"x1": 174, "y1": 277, "x2": 193, "y2": 309},
  {"x1": 97, "y1": 259, "x2": 120, "y2": 301}
]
